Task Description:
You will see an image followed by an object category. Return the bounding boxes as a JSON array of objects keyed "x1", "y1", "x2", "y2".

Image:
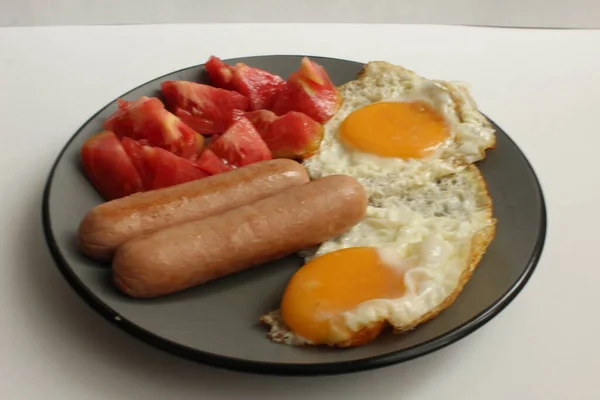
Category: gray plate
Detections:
[{"x1": 42, "y1": 55, "x2": 546, "y2": 375}]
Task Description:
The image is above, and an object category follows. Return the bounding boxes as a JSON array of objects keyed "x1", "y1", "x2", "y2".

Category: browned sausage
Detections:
[
  {"x1": 113, "y1": 175, "x2": 367, "y2": 298},
  {"x1": 78, "y1": 159, "x2": 309, "y2": 262}
]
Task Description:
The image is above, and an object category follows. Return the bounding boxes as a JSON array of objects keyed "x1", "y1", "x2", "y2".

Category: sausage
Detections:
[
  {"x1": 113, "y1": 175, "x2": 367, "y2": 298},
  {"x1": 78, "y1": 159, "x2": 309, "y2": 262}
]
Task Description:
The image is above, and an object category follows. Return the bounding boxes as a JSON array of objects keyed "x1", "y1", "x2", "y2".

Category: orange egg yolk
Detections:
[
  {"x1": 340, "y1": 101, "x2": 449, "y2": 159},
  {"x1": 280, "y1": 247, "x2": 406, "y2": 345}
]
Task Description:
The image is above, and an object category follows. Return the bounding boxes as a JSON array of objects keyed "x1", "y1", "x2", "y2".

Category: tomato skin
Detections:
[
  {"x1": 271, "y1": 57, "x2": 341, "y2": 123},
  {"x1": 244, "y1": 110, "x2": 324, "y2": 159},
  {"x1": 81, "y1": 131, "x2": 144, "y2": 200},
  {"x1": 104, "y1": 96, "x2": 201, "y2": 160},
  {"x1": 209, "y1": 115, "x2": 272, "y2": 168},
  {"x1": 161, "y1": 80, "x2": 249, "y2": 135},
  {"x1": 195, "y1": 149, "x2": 233, "y2": 175},
  {"x1": 143, "y1": 146, "x2": 209, "y2": 190}
]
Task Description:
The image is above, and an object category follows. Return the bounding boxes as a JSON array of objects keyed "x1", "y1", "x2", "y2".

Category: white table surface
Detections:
[{"x1": 1, "y1": 24, "x2": 599, "y2": 399}]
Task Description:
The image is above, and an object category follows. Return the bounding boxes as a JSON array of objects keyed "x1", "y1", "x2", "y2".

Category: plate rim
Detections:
[{"x1": 41, "y1": 55, "x2": 547, "y2": 376}]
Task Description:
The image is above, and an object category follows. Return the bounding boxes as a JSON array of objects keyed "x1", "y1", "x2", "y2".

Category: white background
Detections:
[
  {"x1": 1, "y1": 23, "x2": 600, "y2": 399},
  {"x1": 1, "y1": 0, "x2": 600, "y2": 28}
]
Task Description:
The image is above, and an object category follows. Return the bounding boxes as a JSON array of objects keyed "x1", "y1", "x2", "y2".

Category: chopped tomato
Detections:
[
  {"x1": 245, "y1": 110, "x2": 324, "y2": 159},
  {"x1": 104, "y1": 96, "x2": 201, "y2": 160},
  {"x1": 244, "y1": 109, "x2": 278, "y2": 133},
  {"x1": 161, "y1": 80, "x2": 249, "y2": 135},
  {"x1": 271, "y1": 57, "x2": 342, "y2": 123},
  {"x1": 209, "y1": 115, "x2": 272, "y2": 167},
  {"x1": 143, "y1": 146, "x2": 209, "y2": 190},
  {"x1": 196, "y1": 148, "x2": 234, "y2": 175},
  {"x1": 232, "y1": 63, "x2": 286, "y2": 110},
  {"x1": 121, "y1": 137, "x2": 154, "y2": 190},
  {"x1": 80, "y1": 131, "x2": 144, "y2": 200},
  {"x1": 205, "y1": 56, "x2": 235, "y2": 89},
  {"x1": 205, "y1": 56, "x2": 286, "y2": 110}
]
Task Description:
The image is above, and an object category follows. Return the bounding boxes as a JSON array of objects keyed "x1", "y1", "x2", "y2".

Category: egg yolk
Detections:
[
  {"x1": 340, "y1": 101, "x2": 449, "y2": 159},
  {"x1": 280, "y1": 247, "x2": 406, "y2": 345}
]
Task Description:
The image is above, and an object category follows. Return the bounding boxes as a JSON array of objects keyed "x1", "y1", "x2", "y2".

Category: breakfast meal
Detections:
[{"x1": 76, "y1": 55, "x2": 497, "y2": 348}]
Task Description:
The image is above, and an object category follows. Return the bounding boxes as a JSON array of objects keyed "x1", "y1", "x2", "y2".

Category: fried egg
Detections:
[
  {"x1": 303, "y1": 61, "x2": 496, "y2": 189},
  {"x1": 261, "y1": 166, "x2": 496, "y2": 347}
]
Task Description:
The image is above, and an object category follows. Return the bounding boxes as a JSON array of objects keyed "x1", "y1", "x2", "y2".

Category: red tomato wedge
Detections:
[
  {"x1": 209, "y1": 114, "x2": 272, "y2": 168},
  {"x1": 205, "y1": 56, "x2": 286, "y2": 111},
  {"x1": 232, "y1": 63, "x2": 286, "y2": 110},
  {"x1": 195, "y1": 148, "x2": 234, "y2": 175},
  {"x1": 104, "y1": 96, "x2": 202, "y2": 160},
  {"x1": 143, "y1": 146, "x2": 209, "y2": 190},
  {"x1": 80, "y1": 131, "x2": 144, "y2": 200},
  {"x1": 161, "y1": 81, "x2": 249, "y2": 135},
  {"x1": 121, "y1": 137, "x2": 153, "y2": 190},
  {"x1": 205, "y1": 56, "x2": 235, "y2": 89},
  {"x1": 244, "y1": 109, "x2": 277, "y2": 132},
  {"x1": 271, "y1": 57, "x2": 342, "y2": 123},
  {"x1": 245, "y1": 110, "x2": 324, "y2": 159}
]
